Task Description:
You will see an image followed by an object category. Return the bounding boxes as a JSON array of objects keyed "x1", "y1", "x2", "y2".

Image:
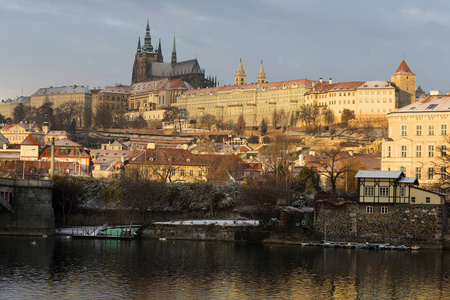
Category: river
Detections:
[{"x1": 0, "y1": 236, "x2": 449, "y2": 299}]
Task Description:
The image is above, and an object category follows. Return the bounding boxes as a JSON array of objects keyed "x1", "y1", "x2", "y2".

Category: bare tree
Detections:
[
  {"x1": 310, "y1": 147, "x2": 355, "y2": 195},
  {"x1": 322, "y1": 107, "x2": 335, "y2": 125},
  {"x1": 341, "y1": 109, "x2": 355, "y2": 126},
  {"x1": 199, "y1": 113, "x2": 217, "y2": 130},
  {"x1": 236, "y1": 114, "x2": 246, "y2": 135},
  {"x1": 299, "y1": 104, "x2": 319, "y2": 126},
  {"x1": 94, "y1": 104, "x2": 113, "y2": 129}
]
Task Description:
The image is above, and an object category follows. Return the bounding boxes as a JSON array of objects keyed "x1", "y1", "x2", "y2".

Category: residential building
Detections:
[
  {"x1": 126, "y1": 147, "x2": 245, "y2": 183},
  {"x1": 175, "y1": 59, "x2": 314, "y2": 127},
  {"x1": 131, "y1": 19, "x2": 216, "y2": 88},
  {"x1": 0, "y1": 96, "x2": 29, "y2": 120},
  {"x1": 355, "y1": 170, "x2": 445, "y2": 205},
  {"x1": 381, "y1": 95, "x2": 450, "y2": 186},
  {"x1": 44, "y1": 130, "x2": 68, "y2": 145},
  {"x1": 39, "y1": 139, "x2": 90, "y2": 175},
  {"x1": 0, "y1": 123, "x2": 43, "y2": 145},
  {"x1": 90, "y1": 149, "x2": 135, "y2": 178}
]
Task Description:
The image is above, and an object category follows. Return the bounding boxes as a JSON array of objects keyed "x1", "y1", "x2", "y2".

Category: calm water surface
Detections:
[{"x1": 0, "y1": 236, "x2": 449, "y2": 299}]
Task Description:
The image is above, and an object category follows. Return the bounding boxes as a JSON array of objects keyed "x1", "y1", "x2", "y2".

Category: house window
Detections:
[
  {"x1": 379, "y1": 187, "x2": 389, "y2": 197},
  {"x1": 400, "y1": 166, "x2": 406, "y2": 173},
  {"x1": 364, "y1": 186, "x2": 374, "y2": 196},
  {"x1": 428, "y1": 125, "x2": 435, "y2": 135},
  {"x1": 387, "y1": 146, "x2": 391, "y2": 157},
  {"x1": 401, "y1": 145, "x2": 407, "y2": 157},
  {"x1": 189, "y1": 170, "x2": 194, "y2": 177},
  {"x1": 401, "y1": 125, "x2": 407, "y2": 136},
  {"x1": 400, "y1": 187, "x2": 405, "y2": 197},
  {"x1": 60, "y1": 148, "x2": 70, "y2": 155},
  {"x1": 180, "y1": 170, "x2": 185, "y2": 176},
  {"x1": 415, "y1": 125, "x2": 422, "y2": 136},
  {"x1": 411, "y1": 197, "x2": 416, "y2": 203},
  {"x1": 366, "y1": 206, "x2": 373, "y2": 214},
  {"x1": 381, "y1": 206, "x2": 388, "y2": 214},
  {"x1": 415, "y1": 167, "x2": 422, "y2": 179},
  {"x1": 428, "y1": 145, "x2": 435, "y2": 157},
  {"x1": 428, "y1": 167, "x2": 434, "y2": 179},
  {"x1": 415, "y1": 145, "x2": 422, "y2": 157},
  {"x1": 199, "y1": 170, "x2": 203, "y2": 176},
  {"x1": 171, "y1": 170, "x2": 175, "y2": 176},
  {"x1": 441, "y1": 167, "x2": 447, "y2": 180},
  {"x1": 426, "y1": 197, "x2": 431, "y2": 203},
  {"x1": 441, "y1": 124, "x2": 447, "y2": 135}
]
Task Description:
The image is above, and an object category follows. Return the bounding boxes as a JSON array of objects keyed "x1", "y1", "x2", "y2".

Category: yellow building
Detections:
[
  {"x1": 175, "y1": 60, "x2": 313, "y2": 127},
  {"x1": 30, "y1": 85, "x2": 92, "y2": 127},
  {"x1": 91, "y1": 84, "x2": 130, "y2": 119},
  {"x1": 0, "y1": 122, "x2": 43, "y2": 145},
  {"x1": 305, "y1": 79, "x2": 398, "y2": 121},
  {"x1": 381, "y1": 95, "x2": 450, "y2": 186}
]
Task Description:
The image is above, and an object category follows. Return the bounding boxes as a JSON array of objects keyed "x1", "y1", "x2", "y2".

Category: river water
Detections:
[{"x1": 0, "y1": 236, "x2": 449, "y2": 300}]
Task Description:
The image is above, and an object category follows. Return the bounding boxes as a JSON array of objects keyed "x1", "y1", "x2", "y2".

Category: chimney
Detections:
[
  {"x1": 182, "y1": 144, "x2": 188, "y2": 150},
  {"x1": 309, "y1": 150, "x2": 316, "y2": 156},
  {"x1": 348, "y1": 150, "x2": 354, "y2": 157},
  {"x1": 319, "y1": 78, "x2": 323, "y2": 84},
  {"x1": 430, "y1": 89, "x2": 440, "y2": 96},
  {"x1": 299, "y1": 154, "x2": 304, "y2": 166},
  {"x1": 329, "y1": 78, "x2": 332, "y2": 84},
  {"x1": 147, "y1": 142, "x2": 156, "y2": 149}
]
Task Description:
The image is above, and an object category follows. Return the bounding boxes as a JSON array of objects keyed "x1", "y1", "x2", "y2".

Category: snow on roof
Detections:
[
  {"x1": 398, "y1": 177, "x2": 419, "y2": 184},
  {"x1": 355, "y1": 170, "x2": 404, "y2": 179}
]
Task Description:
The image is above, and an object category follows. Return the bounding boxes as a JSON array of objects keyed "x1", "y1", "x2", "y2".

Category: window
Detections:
[
  {"x1": 425, "y1": 104, "x2": 438, "y2": 110},
  {"x1": 415, "y1": 145, "x2": 422, "y2": 157},
  {"x1": 400, "y1": 187, "x2": 406, "y2": 197},
  {"x1": 428, "y1": 145, "x2": 435, "y2": 157},
  {"x1": 180, "y1": 170, "x2": 185, "y2": 176},
  {"x1": 411, "y1": 197, "x2": 416, "y2": 203},
  {"x1": 401, "y1": 125, "x2": 407, "y2": 136},
  {"x1": 60, "y1": 148, "x2": 70, "y2": 155},
  {"x1": 415, "y1": 167, "x2": 422, "y2": 179},
  {"x1": 416, "y1": 125, "x2": 422, "y2": 136},
  {"x1": 440, "y1": 145, "x2": 447, "y2": 157},
  {"x1": 171, "y1": 170, "x2": 175, "y2": 176},
  {"x1": 387, "y1": 146, "x2": 391, "y2": 158},
  {"x1": 364, "y1": 186, "x2": 374, "y2": 196},
  {"x1": 428, "y1": 167, "x2": 434, "y2": 179},
  {"x1": 426, "y1": 197, "x2": 431, "y2": 203},
  {"x1": 366, "y1": 206, "x2": 373, "y2": 214},
  {"x1": 199, "y1": 170, "x2": 203, "y2": 176},
  {"x1": 441, "y1": 167, "x2": 448, "y2": 180},
  {"x1": 401, "y1": 145, "x2": 407, "y2": 157},
  {"x1": 441, "y1": 124, "x2": 447, "y2": 135},
  {"x1": 379, "y1": 187, "x2": 389, "y2": 197},
  {"x1": 400, "y1": 166, "x2": 406, "y2": 173},
  {"x1": 428, "y1": 125, "x2": 435, "y2": 135},
  {"x1": 189, "y1": 170, "x2": 194, "y2": 177},
  {"x1": 381, "y1": 206, "x2": 388, "y2": 214}
]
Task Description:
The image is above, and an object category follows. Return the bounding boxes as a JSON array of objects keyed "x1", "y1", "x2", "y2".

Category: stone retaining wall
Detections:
[{"x1": 314, "y1": 202, "x2": 446, "y2": 248}]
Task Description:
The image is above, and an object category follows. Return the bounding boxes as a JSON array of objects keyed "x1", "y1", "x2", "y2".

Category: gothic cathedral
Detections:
[{"x1": 131, "y1": 19, "x2": 216, "y2": 89}]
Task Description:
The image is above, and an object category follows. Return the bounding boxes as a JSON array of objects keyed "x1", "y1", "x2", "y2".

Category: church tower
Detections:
[
  {"x1": 256, "y1": 60, "x2": 266, "y2": 84},
  {"x1": 391, "y1": 59, "x2": 416, "y2": 107},
  {"x1": 131, "y1": 18, "x2": 159, "y2": 84},
  {"x1": 171, "y1": 35, "x2": 177, "y2": 66},
  {"x1": 235, "y1": 59, "x2": 246, "y2": 86}
]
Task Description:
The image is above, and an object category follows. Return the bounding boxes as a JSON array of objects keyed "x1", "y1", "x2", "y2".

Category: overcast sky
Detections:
[{"x1": 1, "y1": 0, "x2": 449, "y2": 100}]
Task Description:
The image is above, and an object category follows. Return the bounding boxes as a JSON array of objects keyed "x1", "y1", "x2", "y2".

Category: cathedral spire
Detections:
[
  {"x1": 235, "y1": 58, "x2": 246, "y2": 86},
  {"x1": 257, "y1": 60, "x2": 266, "y2": 84},
  {"x1": 171, "y1": 35, "x2": 177, "y2": 66},
  {"x1": 142, "y1": 18, "x2": 153, "y2": 53},
  {"x1": 136, "y1": 37, "x2": 142, "y2": 54},
  {"x1": 157, "y1": 38, "x2": 163, "y2": 62}
]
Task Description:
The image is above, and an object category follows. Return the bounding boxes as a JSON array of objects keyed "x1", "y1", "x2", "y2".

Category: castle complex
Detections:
[{"x1": 131, "y1": 19, "x2": 216, "y2": 89}]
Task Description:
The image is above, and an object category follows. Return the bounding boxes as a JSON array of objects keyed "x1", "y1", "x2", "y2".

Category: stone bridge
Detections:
[{"x1": 0, "y1": 178, "x2": 54, "y2": 236}]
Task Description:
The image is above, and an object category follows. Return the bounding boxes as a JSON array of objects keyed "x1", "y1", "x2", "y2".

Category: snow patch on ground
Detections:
[{"x1": 153, "y1": 219, "x2": 259, "y2": 226}]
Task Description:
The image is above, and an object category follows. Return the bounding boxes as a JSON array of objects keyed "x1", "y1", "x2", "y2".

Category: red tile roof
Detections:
[
  {"x1": 21, "y1": 134, "x2": 39, "y2": 146},
  {"x1": 306, "y1": 81, "x2": 365, "y2": 94},
  {"x1": 183, "y1": 79, "x2": 314, "y2": 97},
  {"x1": 393, "y1": 60, "x2": 415, "y2": 76}
]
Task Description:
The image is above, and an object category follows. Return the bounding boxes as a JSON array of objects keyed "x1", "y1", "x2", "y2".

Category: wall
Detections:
[
  {"x1": 0, "y1": 178, "x2": 54, "y2": 236},
  {"x1": 314, "y1": 201, "x2": 447, "y2": 248}
]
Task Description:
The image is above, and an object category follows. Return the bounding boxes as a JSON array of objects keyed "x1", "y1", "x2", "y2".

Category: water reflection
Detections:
[{"x1": 0, "y1": 236, "x2": 448, "y2": 299}]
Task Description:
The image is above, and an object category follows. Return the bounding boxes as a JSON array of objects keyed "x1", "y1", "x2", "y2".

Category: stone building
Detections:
[
  {"x1": 131, "y1": 19, "x2": 216, "y2": 89},
  {"x1": 381, "y1": 95, "x2": 450, "y2": 186},
  {"x1": 391, "y1": 59, "x2": 416, "y2": 106}
]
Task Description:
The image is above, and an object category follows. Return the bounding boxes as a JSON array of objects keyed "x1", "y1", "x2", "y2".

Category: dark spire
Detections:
[
  {"x1": 157, "y1": 38, "x2": 163, "y2": 62},
  {"x1": 136, "y1": 37, "x2": 142, "y2": 54},
  {"x1": 171, "y1": 35, "x2": 177, "y2": 66},
  {"x1": 142, "y1": 18, "x2": 153, "y2": 53}
]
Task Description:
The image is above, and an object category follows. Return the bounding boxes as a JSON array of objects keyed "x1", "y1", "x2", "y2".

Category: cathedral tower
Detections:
[
  {"x1": 257, "y1": 60, "x2": 266, "y2": 84},
  {"x1": 171, "y1": 35, "x2": 177, "y2": 66},
  {"x1": 235, "y1": 59, "x2": 246, "y2": 86},
  {"x1": 391, "y1": 59, "x2": 416, "y2": 107},
  {"x1": 131, "y1": 18, "x2": 159, "y2": 84}
]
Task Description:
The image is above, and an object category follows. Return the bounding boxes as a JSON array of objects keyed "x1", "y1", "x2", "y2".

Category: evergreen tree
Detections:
[{"x1": 260, "y1": 118, "x2": 268, "y2": 135}]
